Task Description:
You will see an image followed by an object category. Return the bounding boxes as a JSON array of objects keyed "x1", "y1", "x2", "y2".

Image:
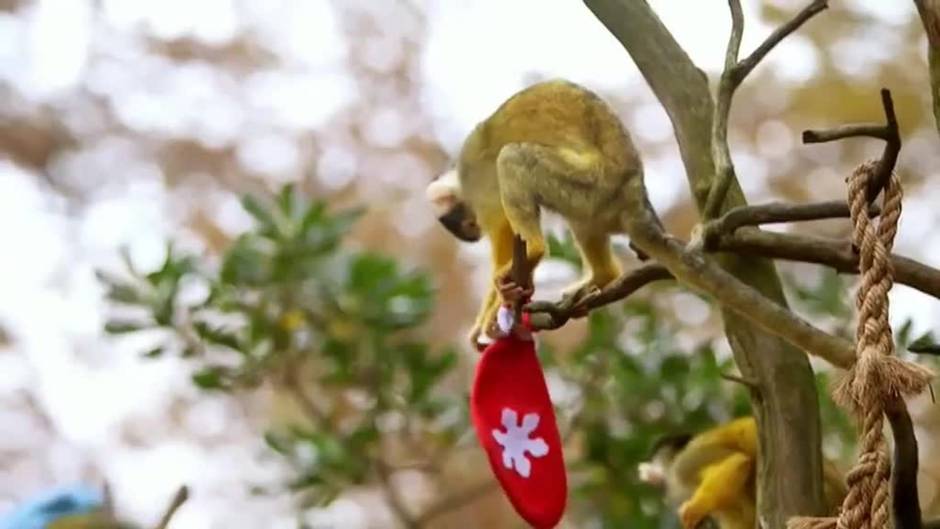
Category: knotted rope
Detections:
[{"x1": 788, "y1": 161, "x2": 933, "y2": 529}]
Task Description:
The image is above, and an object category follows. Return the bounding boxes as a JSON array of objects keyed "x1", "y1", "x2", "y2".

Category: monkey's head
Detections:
[
  {"x1": 637, "y1": 432, "x2": 693, "y2": 488},
  {"x1": 425, "y1": 168, "x2": 482, "y2": 242}
]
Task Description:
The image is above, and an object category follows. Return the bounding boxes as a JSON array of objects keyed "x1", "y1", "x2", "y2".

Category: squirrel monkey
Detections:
[
  {"x1": 638, "y1": 417, "x2": 846, "y2": 529},
  {"x1": 425, "y1": 79, "x2": 644, "y2": 349}
]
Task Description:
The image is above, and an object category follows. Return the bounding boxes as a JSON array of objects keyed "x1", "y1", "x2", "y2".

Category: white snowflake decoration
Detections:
[{"x1": 491, "y1": 408, "x2": 550, "y2": 478}]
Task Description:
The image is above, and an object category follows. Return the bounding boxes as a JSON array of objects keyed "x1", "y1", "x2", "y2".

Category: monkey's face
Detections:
[
  {"x1": 638, "y1": 453, "x2": 672, "y2": 488},
  {"x1": 638, "y1": 433, "x2": 693, "y2": 489},
  {"x1": 425, "y1": 168, "x2": 482, "y2": 242}
]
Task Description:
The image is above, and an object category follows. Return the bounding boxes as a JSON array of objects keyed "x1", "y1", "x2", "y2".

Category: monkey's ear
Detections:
[{"x1": 425, "y1": 168, "x2": 460, "y2": 214}]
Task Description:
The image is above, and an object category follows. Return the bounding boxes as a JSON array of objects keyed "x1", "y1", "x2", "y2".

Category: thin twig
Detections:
[
  {"x1": 282, "y1": 363, "x2": 331, "y2": 429},
  {"x1": 802, "y1": 124, "x2": 890, "y2": 143},
  {"x1": 525, "y1": 263, "x2": 673, "y2": 329},
  {"x1": 511, "y1": 235, "x2": 531, "y2": 323},
  {"x1": 704, "y1": 0, "x2": 829, "y2": 219},
  {"x1": 102, "y1": 482, "x2": 115, "y2": 517},
  {"x1": 721, "y1": 372, "x2": 760, "y2": 389},
  {"x1": 802, "y1": 89, "x2": 901, "y2": 201},
  {"x1": 154, "y1": 486, "x2": 189, "y2": 529},
  {"x1": 730, "y1": 0, "x2": 829, "y2": 85},
  {"x1": 376, "y1": 460, "x2": 420, "y2": 529},
  {"x1": 413, "y1": 480, "x2": 497, "y2": 527}
]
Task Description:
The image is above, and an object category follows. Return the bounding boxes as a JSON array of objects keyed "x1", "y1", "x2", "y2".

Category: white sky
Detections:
[{"x1": 0, "y1": 0, "x2": 936, "y2": 527}]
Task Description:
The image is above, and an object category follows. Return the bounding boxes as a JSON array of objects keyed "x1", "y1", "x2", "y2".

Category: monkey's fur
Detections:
[
  {"x1": 641, "y1": 414, "x2": 940, "y2": 529},
  {"x1": 638, "y1": 417, "x2": 846, "y2": 529},
  {"x1": 425, "y1": 80, "x2": 644, "y2": 348}
]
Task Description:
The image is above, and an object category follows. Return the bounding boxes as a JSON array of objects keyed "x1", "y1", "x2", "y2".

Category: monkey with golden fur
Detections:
[
  {"x1": 425, "y1": 79, "x2": 647, "y2": 349},
  {"x1": 638, "y1": 417, "x2": 847, "y2": 529}
]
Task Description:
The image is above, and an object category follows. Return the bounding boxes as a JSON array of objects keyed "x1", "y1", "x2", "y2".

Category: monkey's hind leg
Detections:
[
  {"x1": 679, "y1": 452, "x2": 753, "y2": 529},
  {"x1": 564, "y1": 223, "x2": 622, "y2": 301},
  {"x1": 494, "y1": 144, "x2": 551, "y2": 283}
]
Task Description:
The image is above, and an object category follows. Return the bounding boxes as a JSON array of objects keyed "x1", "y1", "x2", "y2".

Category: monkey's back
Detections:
[{"x1": 472, "y1": 79, "x2": 637, "y2": 175}]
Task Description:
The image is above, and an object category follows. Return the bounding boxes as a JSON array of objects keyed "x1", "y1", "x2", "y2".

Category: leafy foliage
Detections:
[
  {"x1": 98, "y1": 184, "x2": 463, "y2": 505},
  {"x1": 97, "y1": 189, "x2": 864, "y2": 527}
]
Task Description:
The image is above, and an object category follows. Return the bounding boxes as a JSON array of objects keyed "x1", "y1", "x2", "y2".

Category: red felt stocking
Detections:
[{"x1": 470, "y1": 305, "x2": 567, "y2": 528}]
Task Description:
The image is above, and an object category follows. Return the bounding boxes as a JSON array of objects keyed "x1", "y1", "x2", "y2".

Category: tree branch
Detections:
[
  {"x1": 701, "y1": 200, "x2": 878, "y2": 247},
  {"x1": 803, "y1": 89, "x2": 900, "y2": 201},
  {"x1": 627, "y1": 227, "x2": 857, "y2": 368},
  {"x1": 525, "y1": 263, "x2": 673, "y2": 330},
  {"x1": 721, "y1": 372, "x2": 760, "y2": 390},
  {"x1": 413, "y1": 481, "x2": 496, "y2": 527},
  {"x1": 712, "y1": 229, "x2": 940, "y2": 300},
  {"x1": 585, "y1": 1, "x2": 831, "y2": 524},
  {"x1": 704, "y1": 0, "x2": 829, "y2": 219},
  {"x1": 913, "y1": 0, "x2": 940, "y2": 136},
  {"x1": 154, "y1": 486, "x2": 189, "y2": 529},
  {"x1": 730, "y1": 0, "x2": 829, "y2": 86},
  {"x1": 376, "y1": 460, "x2": 420, "y2": 529}
]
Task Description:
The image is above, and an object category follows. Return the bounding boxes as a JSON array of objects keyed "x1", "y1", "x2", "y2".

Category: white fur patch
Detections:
[
  {"x1": 638, "y1": 461, "x2": 666, "y2": 485},
  {"x1": 425, "y1": 168, "x2": 460, "y2": 215}
]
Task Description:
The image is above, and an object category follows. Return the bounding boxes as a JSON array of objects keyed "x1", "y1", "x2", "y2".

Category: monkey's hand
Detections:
[
  {"x1": 679, "y1": 500, "x2": 707, "y2": 529},
  {"x1": 497, "y1": 277, "x2": 533, "y2": 306}
]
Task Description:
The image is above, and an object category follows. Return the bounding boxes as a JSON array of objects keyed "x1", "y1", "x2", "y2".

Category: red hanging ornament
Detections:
[{"x1": 470, "y1": 304, "x2": 567, "y2": 529}]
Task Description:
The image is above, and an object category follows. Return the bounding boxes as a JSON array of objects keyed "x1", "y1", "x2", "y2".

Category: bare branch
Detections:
[
  {"x1": 802, "y1": 124, "x2": 890, "y2": 143},
  {"x1": 102, "y1": 482, "x2": 115, "y2": 517},
  {"x1": 511, "y1": 235, "x2": 531, "y2": 323},
  {"x1": 713, "y1": 229, "x2": 940, "y2": 300},
  {"x1": 721, "y1": 372, "x2": 760, "y2": 389},
  {"x1": 803, "y1": 89, "x2": 901, "y2": 201},
  {"x1": 704, "y1": 0, "x2": 829, "y2": 219},
  {"x1": 413, "y1": 481, "x2": 496, "y2": 527},
  {"x1": 586, "y1": 1, "x2": 832, "y2": 522},
  {"x1": 154, "y1": 486, "x2": 189, "y2": 529},
  {"x1": 724, "y1": 0, "x2": 744, "y2": 69},
  {"x1": 283, "y1": 364, "x2": 331, "y2": 430},
  {"x1": 376, "y1": 460, "x2": 420, "y2": 529},
  {"x1": 731, "y1": 0, "x2": 829, "y2": 86},
  {"x1": 525, "y1": 263, "x2": 673, "y2": 329},
  {"x1": 629, "y1": 230, "x2": 857, "y2": 368},
  {"x1": 913, "y1": 0, "x2": 940, "y2": 135},
  {"x1": 701, "y1": 200, "x2": 879, "y2": 247},
  {"x1": 703, "y1": 0, "x2": 743, "y2": 221}
]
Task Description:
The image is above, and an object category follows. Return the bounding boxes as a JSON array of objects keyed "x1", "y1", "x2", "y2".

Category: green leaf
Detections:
[
  {"x1": 909, "y1": 332, "x2": 940, "y2": 355},
  {"x1": 142, "y1": 346, "x2": 165, "y2": 358},
  {"x1": 547, "y1": 231, "x2": 582, "y2": 267},
  {"x1": 191, "y1": 366, "x2": 230, "y2": 390},
  {"x1": 263, "y1": 431, "x2": 290, "y2": 455},
  {"x1": 241, "y1": 194, "x2": 278, "y2": 233},
  {"x1": 104, "y1": 320, "x2": 148, "y2": 334},
  {"x1": 193, "y1": 321, "x2": 242, "y2": 351}
]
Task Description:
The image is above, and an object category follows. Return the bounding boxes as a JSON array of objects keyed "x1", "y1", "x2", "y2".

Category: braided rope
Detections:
[{"x1": 788, "y1": 161, "x2": 933, "y2": 529}]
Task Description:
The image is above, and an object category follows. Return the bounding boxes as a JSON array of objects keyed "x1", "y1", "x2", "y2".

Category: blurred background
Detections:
[{"x1": 1, "y1": 0, "x2": 939, "y2": 527}]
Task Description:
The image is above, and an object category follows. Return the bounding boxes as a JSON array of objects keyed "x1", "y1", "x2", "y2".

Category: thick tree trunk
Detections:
[
  {"x1": 583, "y1": 1, "x2": 827, "y2": 527},
  {"x1": 915, "y1": 0, "x2": 940, "y2": 136}
]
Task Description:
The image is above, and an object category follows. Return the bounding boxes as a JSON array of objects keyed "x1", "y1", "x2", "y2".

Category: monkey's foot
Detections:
[
  {"x1": 679, "y1": 501, "x2": 706, "y2": 529},
  {"x1": 468, "y1": 325, "x2": 488, "y2": 353},
  {"x1": 560, "y1": 279, "x2": 605, "y2": 314}
]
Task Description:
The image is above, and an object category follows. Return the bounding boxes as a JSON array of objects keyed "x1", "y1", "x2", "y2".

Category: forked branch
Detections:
[
  {"x1": 803, "y1": 89, "x2": 900, "y2": 201},
  {"x1": 704, "y1": 0, "x2": 829, "y2": 219}
]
